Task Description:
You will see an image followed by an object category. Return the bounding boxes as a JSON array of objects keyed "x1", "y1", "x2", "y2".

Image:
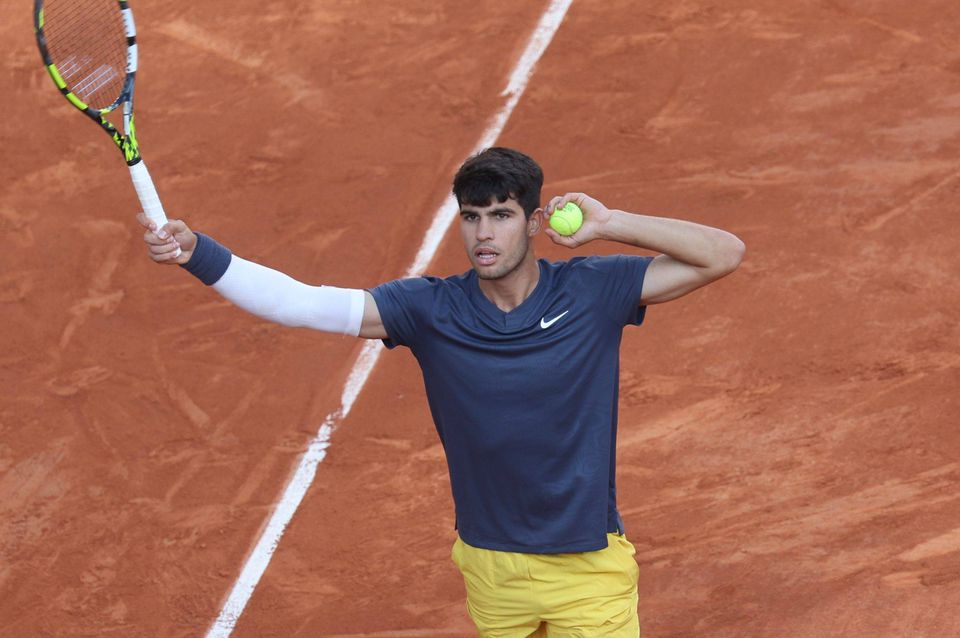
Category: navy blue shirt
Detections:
[{"x1": 370, "y1": 255, "x2": 652, "y2": 553}]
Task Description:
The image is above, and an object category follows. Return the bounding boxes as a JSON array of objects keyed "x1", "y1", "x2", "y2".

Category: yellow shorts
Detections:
[{"x1": 451, "y1": 533, "x2": 640, "y2": 638}]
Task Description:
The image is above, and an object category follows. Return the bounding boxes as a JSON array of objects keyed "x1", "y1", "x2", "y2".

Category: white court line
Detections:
[{"x1": 206, "y1": 1, "x2": 574, "y2": 634}]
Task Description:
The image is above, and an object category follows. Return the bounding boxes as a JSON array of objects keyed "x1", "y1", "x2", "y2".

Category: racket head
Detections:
[
  {"x1": 34, "y1": 0, "x2": 135, "y2": 111},
  {"x1": 35, "y1": 0, "x2": 142, "y2": 160}
]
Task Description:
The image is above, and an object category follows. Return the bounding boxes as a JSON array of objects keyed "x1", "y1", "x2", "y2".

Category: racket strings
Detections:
[{"x1": 43, "y1": 0, "x2": 128, "y2": 110}]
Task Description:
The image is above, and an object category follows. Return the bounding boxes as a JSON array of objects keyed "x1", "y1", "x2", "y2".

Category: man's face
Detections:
[{"x1": 459, "y1": 197, "x2": 540, "y2": 280}]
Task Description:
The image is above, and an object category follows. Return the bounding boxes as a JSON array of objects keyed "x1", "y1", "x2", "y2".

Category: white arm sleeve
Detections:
[{"x1": 212, "y1": 256, "x2": 365, "y2": 336}]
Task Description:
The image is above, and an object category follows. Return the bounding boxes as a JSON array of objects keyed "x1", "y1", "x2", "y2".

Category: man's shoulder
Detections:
[
  {"x1": 370, "y1": 270, "x2": 473, "y2": 304},
  {"x1": 542, "y1": 256, "x2": 653, "y2": 306},
  {"x1": 542, "y1": 254, "x2": 625, "y2": 279}
]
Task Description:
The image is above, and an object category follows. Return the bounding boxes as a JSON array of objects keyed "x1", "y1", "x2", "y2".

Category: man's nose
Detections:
[{"x1": 476, "y1": 217, "x2": 494, "y2": 241}]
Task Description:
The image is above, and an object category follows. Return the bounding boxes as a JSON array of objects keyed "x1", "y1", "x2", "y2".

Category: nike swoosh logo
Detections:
[{"x1": 540, "y1": 310, "x2": 570, "y2": 329}]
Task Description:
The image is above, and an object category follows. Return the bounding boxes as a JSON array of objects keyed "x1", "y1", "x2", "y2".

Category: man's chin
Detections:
[{"x1": 474, "y1": 261, "x2": 508, "y2": 280}]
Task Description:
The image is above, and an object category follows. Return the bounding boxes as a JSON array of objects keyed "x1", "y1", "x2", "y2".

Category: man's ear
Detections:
[{"x1": 527, "y1": 208, "x2": 543, "y2": 236}]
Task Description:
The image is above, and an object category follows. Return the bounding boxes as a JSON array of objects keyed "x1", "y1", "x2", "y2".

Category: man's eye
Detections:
[{"x1": 496, "y1": 213, "x2": 509, "y2": 220}]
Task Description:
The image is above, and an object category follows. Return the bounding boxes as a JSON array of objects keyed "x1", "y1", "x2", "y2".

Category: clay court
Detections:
[{"x1": 3, "y1": 0, "x2": 960, "y2": 636}]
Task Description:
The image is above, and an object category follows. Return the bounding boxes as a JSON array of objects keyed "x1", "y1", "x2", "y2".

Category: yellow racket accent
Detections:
[
  {"x1": 46, "y1": 63, "x2": 91, "y2": 112},
  {"x1": 46, "y1": 63, "x2": 66, "y2": 89},
  {"x1": 121, "y1": 114, "x2": 140, "y2": 163}
]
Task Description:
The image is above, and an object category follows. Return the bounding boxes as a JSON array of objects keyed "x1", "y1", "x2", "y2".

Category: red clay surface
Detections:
[{"x1": 3, "y1": 1, "x2": 960, "y2": 636}]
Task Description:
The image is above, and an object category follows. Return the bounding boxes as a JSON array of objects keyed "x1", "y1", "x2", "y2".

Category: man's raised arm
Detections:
[
  {"x1": 543, "y1": 194, "x2": 745, "y2": 304},
  {"x1": 138, "y1": 215, "x2": 388, "y2": 339}
]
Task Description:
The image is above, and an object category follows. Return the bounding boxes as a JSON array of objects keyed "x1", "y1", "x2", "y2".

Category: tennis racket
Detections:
[{"x1": 33, "y1": 0, "x2": 172, "y2": 238}]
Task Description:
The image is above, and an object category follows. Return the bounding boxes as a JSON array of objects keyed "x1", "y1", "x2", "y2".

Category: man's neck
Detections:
[{"x1": 477, "y1": 251, "x2": 541, "y2": 312}]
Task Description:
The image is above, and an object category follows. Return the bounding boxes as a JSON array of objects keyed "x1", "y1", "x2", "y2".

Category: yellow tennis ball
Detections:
[{"x1": 550, "y1": 202, "x2": 583, "y2": 236}]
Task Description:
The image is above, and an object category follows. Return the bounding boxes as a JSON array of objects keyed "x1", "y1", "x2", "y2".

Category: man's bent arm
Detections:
[
  {"x1": 543, "y1": 194, "x2": 745, "y2": 304},
  {"x1": 598, "y1": 211, "x2": 745, "y2": 304}
]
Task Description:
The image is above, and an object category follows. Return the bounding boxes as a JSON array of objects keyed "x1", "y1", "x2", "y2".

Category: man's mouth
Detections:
[{"x1": 475, "y1": 247, "x2": 499, "y2": 266}]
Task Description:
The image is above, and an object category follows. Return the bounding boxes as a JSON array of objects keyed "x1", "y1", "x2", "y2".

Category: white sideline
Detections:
[{"x1": 206, "y1": 1, "x2": 574, "y2": 634}]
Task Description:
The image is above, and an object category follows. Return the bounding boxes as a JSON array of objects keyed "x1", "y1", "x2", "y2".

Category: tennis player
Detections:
[{"x1": 139, "y1": 147, "x2": 744, "y2": 637}]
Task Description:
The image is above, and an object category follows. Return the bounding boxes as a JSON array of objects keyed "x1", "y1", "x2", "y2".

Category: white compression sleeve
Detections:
[{"x1": 212, "y1": 256, "x2": 365, "y2": 336}]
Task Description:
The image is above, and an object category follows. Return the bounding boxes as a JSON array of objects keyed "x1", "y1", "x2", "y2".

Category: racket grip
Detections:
[
  {"x1": 129, "y1": 160, "x2": 168, "y2": 230},
  {"x1": 129, "y1": 160, "x2": 181, "y2": 258}
]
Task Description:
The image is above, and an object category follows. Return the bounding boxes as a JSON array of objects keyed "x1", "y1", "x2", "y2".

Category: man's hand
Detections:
[
  {"x1": 138, "y1": 212, "x2": 197, "y2": 265},
  {"x1": 542, "y1": 192, "x2": 613, "y2": 248}
]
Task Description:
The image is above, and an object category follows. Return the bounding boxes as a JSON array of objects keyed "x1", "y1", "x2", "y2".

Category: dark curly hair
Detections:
[{"x1": 452, "y1": 147, "x2": 543, "y2": 219}]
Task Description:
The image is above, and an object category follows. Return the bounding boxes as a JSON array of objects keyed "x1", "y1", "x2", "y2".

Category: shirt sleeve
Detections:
[
  {"x1": 368, "y1": 277, "x2": 440, "y2": 349},
  {"x1": 585, "y1": 255, "x2": 654, "y2": 327}
]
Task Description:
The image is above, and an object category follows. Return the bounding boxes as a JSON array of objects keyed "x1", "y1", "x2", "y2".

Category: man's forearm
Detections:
[
  {"x1": 598, "y1": 210, "x2": 745, "y2": 274},
  {"x1": 180, "y1": 233, "x2": 365, "y2": 335}
]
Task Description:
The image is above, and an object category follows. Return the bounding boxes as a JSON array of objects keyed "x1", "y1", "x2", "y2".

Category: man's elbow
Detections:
[{"x1": 713, "y1": 233, "x2": 746, "y2": 277}]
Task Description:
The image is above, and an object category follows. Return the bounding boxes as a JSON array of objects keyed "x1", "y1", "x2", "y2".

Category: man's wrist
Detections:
[
  {"x1": 180, "y1": 232, "x2": 232, "y2": 285},
  {"x1": 596, "y1": 209, "x2": 635, "y2": 243}
]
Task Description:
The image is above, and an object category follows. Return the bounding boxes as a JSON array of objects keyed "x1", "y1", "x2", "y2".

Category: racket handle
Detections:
[
  {"x1": 129, "y1": 160, "x2": 181, "y2": 258},
  {"x1": 129, "y1": 160, "x2": 168, "y2": 229}
]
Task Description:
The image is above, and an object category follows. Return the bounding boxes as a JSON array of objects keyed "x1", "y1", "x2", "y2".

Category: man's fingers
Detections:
[
  {"x1": 149, "y1": 242, "x2": 182, "y2": 263},
  {"x1": 545, "y1": 227, "x2": 577, "y2": 247},
  {"x1": 138, "y1": 214, "x2": 186, "y2": 264},
  {"x1": 546, "y1": 193, "x2": 585, "y2": 215},
  {"x1": 149, "y1": 241, "x2": 181, "y2": 257},
  {"x1": 138, "y1": 212, "x2": 173, "y2": 244},
  {"x1": 545, "y1": 196, "x2": 564, "y2": 215},
  {"x1": 136, "y1": 212, "x2": 157, "y2": 231},
  {"x1": 143, "y1": 228, "x2": 178, "y2": 247},
  {"x1": 160, "y1": 219, "x2": 188, "y2": 236},
  {"x1": 142, "y1": 219, "x2": 187, "y2": 242}
]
